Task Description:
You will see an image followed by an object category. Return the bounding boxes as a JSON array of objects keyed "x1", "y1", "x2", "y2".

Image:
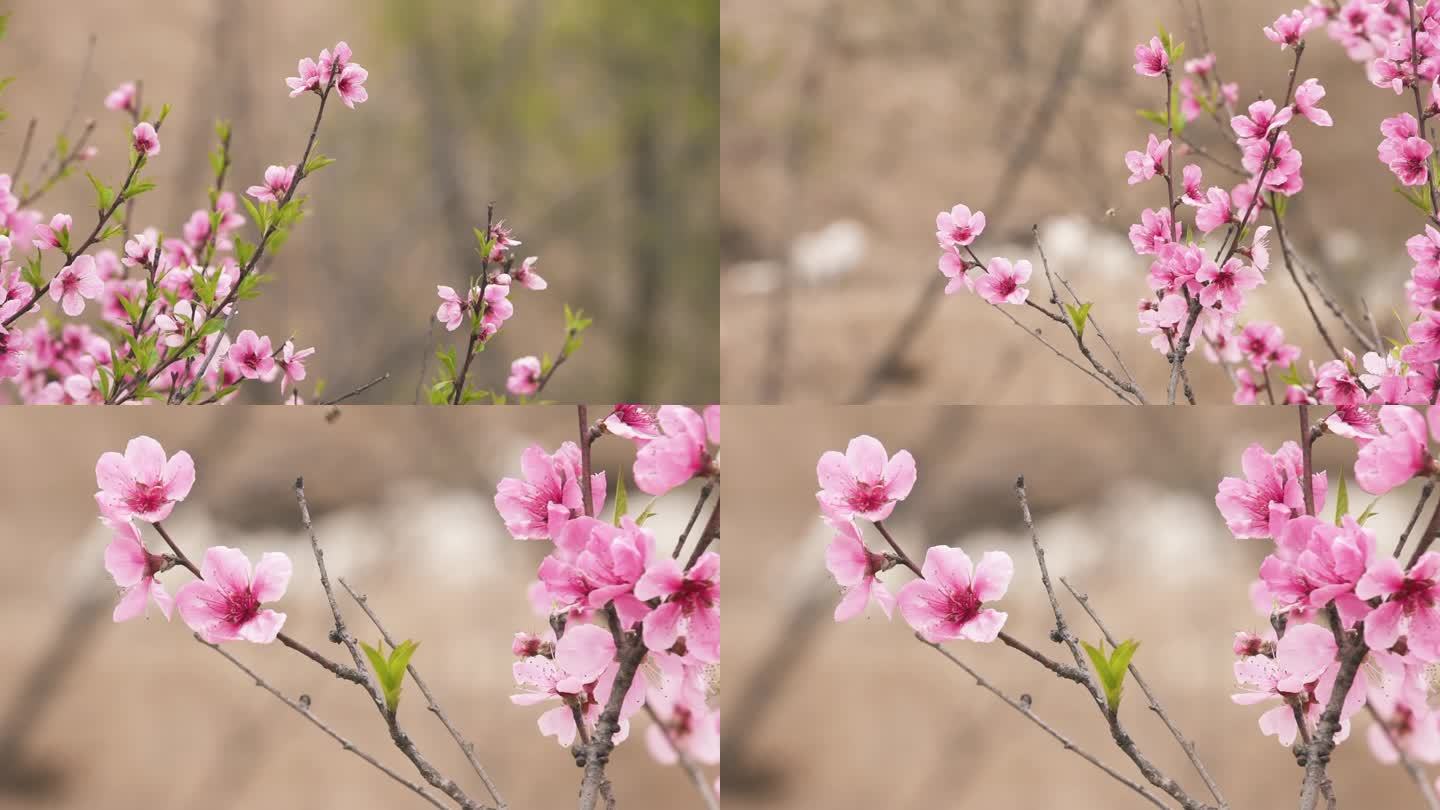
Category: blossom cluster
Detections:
[
  {"x1": 1219, "y1": 405, "x2": 1440, "y2": 773},
  {"x1": 503, "y1": 404, "x2": 721, "y2": 771},
  {"x1": 1, "y1": 40, "x2": 367, "y2": 404},
  {"x1": 817, "y1": 435, "x2": 1014, "y2": 643}
]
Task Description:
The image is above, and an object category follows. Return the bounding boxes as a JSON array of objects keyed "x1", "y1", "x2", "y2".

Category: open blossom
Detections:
[
  {"x1": 633, "y1": 405, "x2": 719, "y2": 496},
  {"x1": 1133, "y1": 36, "x2": 1169, "y2": 77},
  {"x1": 103, "y1": 518, "x2": 174, "y2": 622},
  {"x1": 1232, "y1": 99, "x2": 1294, "y2": 142},
  {"x1": 1367, "y1": 653, "x2": 1440, "y2": 764},
  {"x1": 436, "y1": 285, "x2": 467, "y2": 331},
  {"x1": 33, "y1": 213, "x2": 71, "y2": 250},
  {"x1": 277, "y1": 340, "x2": 314, "y2": 394},
  {"x1": 506, "y1": 355, "x2": 542, "y2": 396},
  {"x1": 825, "y1": 516, "x2": 895, "y2": 622},
  {"x1": 1128, "y1": 207, "x2": 1179, "y2": 255},
  {"x1": 1216, "y1": 442, "x2": 1326, "y2": 540},
  {"x1": 49, "y1": 255, "x2": 103, "y2": 317},
  {"x1": 1239, "y1": 321, "x2": 1300, "y2": 370},
  {"x1": 245, "y1": 164, "x2": 296, "y2": 203},
  {"x1": 816, "y1": 435, "x2": 916, "y2": 522},
  {"x1": 975, "y1": 257, "x2": 1031, "y2": 306},
  {"x1": 176, "y1": 546, "x2": 291, "y2": 644},
  {"x1": 511, "y1": 623, "x2": 645, "y2": 746},
  {"x1": 938, "y1": 250, "x2": 973, "y2": 295},
  {"x1": 898, "y1": 546, "x2": 1011, "y2": 644},
  {"x1": 1263, "y1": 10, "x2": 1312, "y2": 49},
  {"x1": 286, "y1": 58, "x2": 324, "y2": 96},
  {"x1": 1232, "y1": 623, "x2": 1364, "y2": 746},
  {"x1": 541, "y1": 516, "x2": 657, "y2": 628},
  {"x1": 1179, "y1": 164, "x2": 1204, "y2": 204},
  {"x1": 1124, "y1": 133, "x2": 1170, "y2": 185},
  {"x1": 1358, "y1": 553, "x2": 1440, "y2": 659},
  {"x1": 1355, "y1": 406, "x2": 1437, "y2": 495},
  {"x1": 494, "y1": 442, "x2": 606, "y2": 540},
  {"x1": 645, "y1": 692, "x2": 720, "y2": 767},
  {"x1": 1194, "y1": 187, "x2": 1233, "y2": 234},
  {"x1": 513, "y1": 256, "x2": 547, "y2": 290},
  {"x1": 1292, "y1": 78, "x2": 1332, "y2": 126},
  {"x1": 635, "y1": 553, "x2": 720, "y2": 663},
  {"x1": 935, "y1": 204, "x2": 985, "y2": 248},
  {"x1": 1258, "y1": 515, "x2": 1375, "y2": 627},
  {"x1": 335, "y1": 63, "x2": 369, "y2": 108},
  {"x1": 603, "y1": 404, "x2": 661, "y2": 442},
  {"x1": 95, "y1": 436, "x2": 196, "y2": 523},
  {"x1": 132, "y1": 122, "x2": 160, "y2": 157},
  {"x1": 1197, "y1": 257, "x2": 1262, "y2": 313},
  {"x1": 1388, "y1": 136, "x2": 1433, "y2": 186},
  {"x1": 104, "y1": 81, "x2": 136, "y2": 112},
  {"x1": 228, "y1": 329, "x2": 277, "y2": 381},
  {"x1": 1241, "y1": 131, "x2": 1303, "y2": 194}
]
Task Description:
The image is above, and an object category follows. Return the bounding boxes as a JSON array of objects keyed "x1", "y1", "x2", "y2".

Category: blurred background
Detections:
[
  {"x1": 721, "y1": 0, "x2": 1415, "y2": 403},
  {"x1": 0, "y1": 406, "x2": 715, "y2": 809},
  {"x1": 1, "y1": 0, "x2": 717, "y2": 403},
  {"x1": 723, "y1": 405, "x2": 1433, "y2": 808}
]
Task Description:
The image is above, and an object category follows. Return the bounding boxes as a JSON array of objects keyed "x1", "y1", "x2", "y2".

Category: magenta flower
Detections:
[
  {"x1": 1390, "y1": 136, "x2": 1434, "y2": 186},
  {"x1": 635, "y1": 553, "x2": 720, "y2": 663},
  {"x1": 1239, "y1": 321, "x2": 1301, "y2": 370},
  {"x1": 1133, "y1": 36, "x2": 1169, "y2": 77},
  {"x1": 228, "y1": 329, "x2": 277, "y2": 381},
  {"x1": 435, "y1": 285, "x2": 467, "y2": 332},
  {"x1": 95, "y1": 436, "x2": 196, "y2": 523},
  {"x1": 1358, "y1": 553, "x2": 1440, "y2": 660},
  {"x1": 1128, "y1": 207, "x2": 1179, "y2": 255},
  {"x1": 603, "y1": 404, "x2": 661, "y2": 442},
  {"x1": 1124, "y1": 133, "x2": 1170, "y2": 185},
  {"x1": 633, "y1": 405, "x2": 718, "y2": 496},
  {"x1": 1197, "y1": 257, "x2": 1262, "y2": 313},
  {"x1": 103, "y1": 518, "x2": 174, "y2": 622},
  {"x1": 938, "y1": 250, "x2": 973, "y2": 295},
  {"x1": 825, "y1": 517, "x2": 895, "y2": 622},
  {"x1": 935, "y1": 203, "x2": 986, "y2": 248},
  {"x1": 1258, "y1": 515, "x2": 1375, "y2": 628},
  {"x1": 176, "y1": 546, "x2": 291, "y2": 644},
  {"x1": 506, "y1": 355, "x2": 542, "y2": 396},
  {"x1": 816, "y1": 435, "x2": 916, "y2": 522},
  {"x1": 1241, "y1": 132, "x2": 1303, "y2": 195},
  {"x1": 552, "y1": 516, "x2": 657, "y2": 628},
  {"x1": 1215, "y1": 441, "x2": 1326, "y2": 540},
  {"x1": 1232, "y1": 99, "x2": 1301, "y2": 141},
  {"x1": 245, "y1": 164, "x2": 296, "y2": 203},
  {"x1": 513, "y1": 256, "x2": 547, "y2": 291},
  {"x1": 1292, "y1": 78, "x2": 1333, "y2": 126},
  {"x1": 1232, "y1": 623, "x2": 1364, "y2": 746},
  {"x1": 104, "y1": 81, "x2": 136, "y2": 112},
  {"x1": 49, "y1": 255, "x2": 102, "y2": 317},
  {"x1": 1263, "y1": 10, "x2": 1312, "y2": 49},
  {"x1": 494, "y1": 442, "x2": 606, "y2": 540},
  {"x1": 1179, "y1": 163, "x2": 1204, "y2": 204},
  {"x1": 132, "y1": 122, "x2": 160, "y2": 158},
  {"x1": 897, "y1": 546, "x2": 1011, "y2": 643},
  {"x1": 1194, "y1": 187, "x2": 1233, "y2": 235},
  {"x1": 335, "y1": 63, "x2": 369, "y2": 108},
  {"x1": 511, "y1": 623, "x2": 645, "y2": 746},
  {"x1": 277, "y1": 340, "x2": 314, "y2": 394},
  {"x1": 1355, "y1": 406, "x2": 1436, "y2": 495},
  {"x1": 974, "y1": 257, "x2": 1031, "y2": 306},
  {"x1": 32, "y1": 213, "x2": 71, "y2": 250},
  {"x1": 286, "y1": 57, "x2": 325, "y2": 97}
]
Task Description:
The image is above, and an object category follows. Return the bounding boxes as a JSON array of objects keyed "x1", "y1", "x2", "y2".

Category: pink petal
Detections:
[
  {"x1": 845, "y1": 435, "x2": 888, "y2": 484},
  {"x1": 251, "y1": 552, "x2": 292, "y2": 603},
  {"x1": 970, "y1": 550, "x2": 1013, "y2": 603}
]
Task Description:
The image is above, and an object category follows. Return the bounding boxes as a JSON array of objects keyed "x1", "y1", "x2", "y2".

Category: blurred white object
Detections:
[
  {"x1": 1039, "y1": 215, "x2": 1136, "y2": 283},
  {"x1": 728, "y1": 219, "x2": 869, "y2": 295}
]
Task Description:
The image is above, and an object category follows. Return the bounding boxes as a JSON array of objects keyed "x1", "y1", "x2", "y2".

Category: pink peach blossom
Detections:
[
  {"x1": 816, "y1": 435, "x2": 916, "y2": 522},
  {"x1": 935, "y1": 204, "x2": 986, "y2": 248},
  {"x1": 132, "y1": 122, "x2": 160, "y2": 158},
  {"x1": 974, "y1": 257, "x2": 1031, "y2": 306},
  {"x1": 1358, "y1": 553, "x2": 1440, "y2": 659},
  {"x1": 506, "y1": 355, "x2": 542, "y2": 396},
  {"x1": 603, "y1": 404, "x2": 661, "y2": 442},
  {"x1": 1133, "y1": 37, "x2": 1169, "y2": 77},
  {"x1": 95, "y1": 436, "x2": 196, "y2": 523},
  {"x1": 494, "y1": 442, "x2": 607, "y2": 540},
  {"x1": 228, "y1": 329, "x2": 277, "y2": 381},
  {"x1": 635, "y1": 553, "x2": 720, "y2": 663},
  {"x1": 49, "y1": 255, "x2": 103, "y2": 317},
  {"x1": 104, "y1": 81, "x2": 136, "y2": 112},
  {"x1": 825, "y1": 517, "x2": 895, "y2": 622},
  {"x1": 1354, "y1": 406, "x2": 1433, "y2": 495},
  {"x1": 897, "y1": 546, "x2": 1011, "y2": 643},
  {"x1": 513, "y1": 256, "x2": 547, "y2": 291},
  {"x1": 1292, "y1": 78, "x2": 1333, "y2": 126},
  {"x1": 176, "y1": 546, "x2": 290, "y2": 644},
  {"x1": 1124, "y1": 133, "x2": 1170, "y2": 185},
  {"x1": 1216, "y1": 442, "x2": 1326, "y2": 540},
  {"x1": 245, "y1": 164, "x2": 296, "y2": 203},
  {"x1": 633, "y1": 405, "x2": 717, "y2": 496},
  {"x1": 103, "y1": 518, "x2": 174, "y2": 622}
]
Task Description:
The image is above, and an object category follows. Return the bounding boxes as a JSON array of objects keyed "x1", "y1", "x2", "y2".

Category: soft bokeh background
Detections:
[
  {"x1": 1, "y1": 0, "x2": 717, "y2": 403},
  {"x1": 724, "y1": 405, "x2": 1432, "y2": 809},
  {"x1": 0, "y1": 406, "x2": 715, "y2": 809},
  {"x1": 721, "y1": 0, "x2": 1411, "y2": 403}
]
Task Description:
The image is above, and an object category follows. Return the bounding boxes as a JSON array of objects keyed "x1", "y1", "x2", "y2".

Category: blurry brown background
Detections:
[
  {"x1": 724, "y1": 405, "x2": 1432, "y2": 809},
  {"x1": 2, "y1": 0, "x2": 717, "y2": 403},
  {"x1": 721, "y1": 0, "x2": 1415, "y2": 403},
  {"x1": 0, "y1": 406, "x2": 714, "y2": 809}
]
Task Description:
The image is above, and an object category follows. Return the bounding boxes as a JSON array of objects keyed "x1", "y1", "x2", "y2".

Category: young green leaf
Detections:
[
  {"x1": 1080, "y1": 638, "x2": 1140, "y2": 712},
  {"x1": 1064, "y1": 302, "x2": 1093, "y2": 341},
  {"x1": 1333, "y1": 476, "x2": 1349, "y2": 526},
  {"x1": 612, "y1": 474, "x2": 629, "y2": 527}
]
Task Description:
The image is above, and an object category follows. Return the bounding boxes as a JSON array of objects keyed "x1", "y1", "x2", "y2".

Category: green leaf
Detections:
[
  {"x1": 612, "y1": 474, "x2": 629, "y2": 527},
  {"x1": 123, "y1": 180, "x2": 157, "y2": 202},
  {"x1": 634, "y1": 497, "x2": 660, "y2": 526},
  {"x1": 1271, "y1": 192, "x2": 1290, "y2": 220},
  {"x1": 1357, "y1": 497, "x2": 1381, "y2": 526},
  {"x1": 87, "y1": 172, "x2": 114, "y2": 212},
  {"x1": 1137, "y1": 108, "x2": 1168, "y2": 127},
  {"x1": 1080, "y1": 638, "x2": 1139, "y2": 712},
  {"x1": 1334, "y1": 476, "x2": 1349, "y2": 527},
  {"x1": 1064, "y1": 302, "x2": 1093, "y2": 341},
  {"x1": 304, "y1": 154, "x2": 337, "y2": 175},
  {"x1": 361, "y1": 639, "x2": 418, "y2": 713}
]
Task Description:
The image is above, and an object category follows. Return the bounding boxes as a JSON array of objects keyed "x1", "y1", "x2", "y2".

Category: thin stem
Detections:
[
  {"x1": 339, "y1": 578, "x2": 507, "y2": 810},
  {"x1": 1395, "y1": 480, "x2": 1435, "y2": 558},
  {"x1": 642, "y1": 704, "x2": 719, "y2": 810},
  {"x1": 319, "y1": 373, "x2": 392, "y2": 406},
  {"x1": 684, "y1": 498, "x2": 721, "y2": 572},
  {"x1": 672, "y1": 479, "x2": 716, "y2": 560},
  {"x1": 872, "y1": 520, "x2": 920, "y2": 576},
  {"x1": 1299, "y1": 403, "x2": 1316, "y2": 516},
  {"x1": 916, "y1": 636, "x2": 1168, "y2": 809},
  {"x1": 579, "y1": 404, "x2": 595, "y2": 517},
  {"x1": 197, "y1": 636, "x2": 450, "y2": 810}
]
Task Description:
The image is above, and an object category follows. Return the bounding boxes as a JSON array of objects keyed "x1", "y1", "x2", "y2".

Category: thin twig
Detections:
[
  {"x1": 319, "y1": 373, "x2": 391, "y2": 406},
  {"x1": 916, "y1": 636, "x2": 1168, "y2": 809},
  {"x1": 1395, "y1": 480, "x2": 1436, "y2": 558},
  {"x1": 197, "y1": 636, "x2": 450, "y2": 810},
  {"x1": 673, "y1": 479, "x2": 716, "y2": 560},
  {"x1": 339, "y1": 578, "x2": 508, "y2": 809}
]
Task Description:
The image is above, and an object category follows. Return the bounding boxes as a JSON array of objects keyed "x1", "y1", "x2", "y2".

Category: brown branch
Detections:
[
  {"x1": 673, "y1": 479, "x2": 716, "y2": 560},
  {"x1": 197, "y1": 636, "x2": 450, "y2": 810},
  {"x1": 577, "y1": 609, "x2": 647, "y2": 810},
  {"x1": 916, "y1": 636, "x2": 1169, "y2": 809},
  {"x1": 1395, "y1": 480, "x2": 1436, "y2": 558},
  {"x1": 579, "y1": 404, "x2": 595, "y2": 517},
  {"x1": 339, "y1": 578, "x2": 508, "y2": 810}
]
